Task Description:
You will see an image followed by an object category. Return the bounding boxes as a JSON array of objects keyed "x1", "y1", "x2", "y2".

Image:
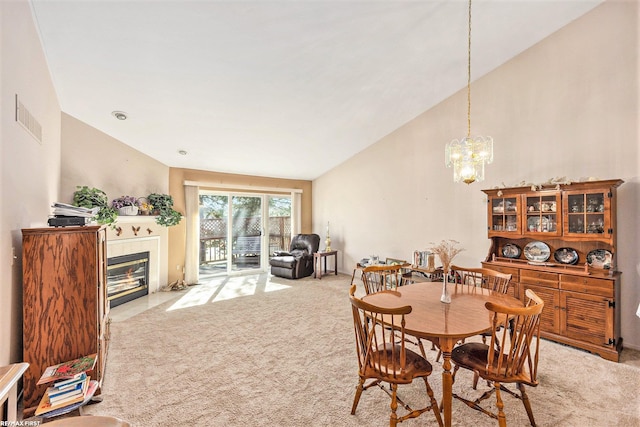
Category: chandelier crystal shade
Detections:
[
  {"x1": 445, "y1": 135, "x2": 493, "y2": 184},
  {"x1": 445, "y1": 0, "x2": 493, "y2": 185}
]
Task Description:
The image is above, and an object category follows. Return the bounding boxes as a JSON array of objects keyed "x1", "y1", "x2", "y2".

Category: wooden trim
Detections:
[{"x1": 184, "y1": 180, "x2": 303, "y2": 194}]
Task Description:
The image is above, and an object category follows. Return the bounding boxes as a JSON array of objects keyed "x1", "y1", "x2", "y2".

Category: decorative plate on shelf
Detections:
[
  {"x1": 501, "y1": 243, "x2": 521, "y2": 259},
  {"x1": 523, "y1": 241, "x2": 551, "y2": 262},
  {"x1": 553, "y1": 247, "x2": 579, "y2": 265},
  {"x1": 586, "y1": 249, "x2": 613, "y2": 269}
]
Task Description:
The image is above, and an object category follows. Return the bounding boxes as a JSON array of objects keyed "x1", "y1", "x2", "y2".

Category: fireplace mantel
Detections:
[{"x1": 106, "y1": 216, "x2": 168, "y2": 294}]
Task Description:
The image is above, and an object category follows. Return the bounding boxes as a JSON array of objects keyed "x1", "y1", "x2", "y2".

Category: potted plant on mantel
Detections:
[
  {"x1": 147, "y1": 193, "x2": 183, "y2": 227},
  {"x1": 137, "y1": 199, "x2": 153, "y2": 215},
  {"x1": 73, "y1": 186, "x2": 118, "y2": 227}
]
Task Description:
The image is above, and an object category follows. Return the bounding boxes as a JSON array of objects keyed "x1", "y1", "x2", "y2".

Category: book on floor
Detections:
[
  {"x1": 47, "y1": 372, "x2": 87, "y2": 394},
  {"x1": 35, "y1": 375, "x2": 91, "y2": 416},
  {"x1": 37, "y1": 380, "x2": 99, "y2": 419},
  {"x1": 37, "y1": 354, "x2": 97, "y2": 385},
  {"x1": 48, "y1": 381, "x2": 86, "y2": 403}
]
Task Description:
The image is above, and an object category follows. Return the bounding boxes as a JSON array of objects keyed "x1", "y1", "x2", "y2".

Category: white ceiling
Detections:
[{"x1": 30, "y1": 0, "x2": 603, "y2": 180}]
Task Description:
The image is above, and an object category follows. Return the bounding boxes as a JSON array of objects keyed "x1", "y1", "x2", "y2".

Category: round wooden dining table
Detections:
[{"x1": 362, "y1": 281, "x2": 523, "y2": 427}]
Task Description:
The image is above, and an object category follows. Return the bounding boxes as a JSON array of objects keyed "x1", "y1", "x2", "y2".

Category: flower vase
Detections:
[{"x1": 440, "y1": 271, "x2": 451, "y2": 303}]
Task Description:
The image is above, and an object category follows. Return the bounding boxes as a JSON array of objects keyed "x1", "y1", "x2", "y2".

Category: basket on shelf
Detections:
[{"x1": 117, "y1": 206, "x2": 139, "y2": 216}]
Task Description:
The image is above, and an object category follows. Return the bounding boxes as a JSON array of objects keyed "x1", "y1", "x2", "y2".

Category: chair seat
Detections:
[
  {"x1": 452, "y1": 342, "x2": 536, "y2": 386},
  {"x1": 452, "y1": 342, "x2": 492, "y2": 368},
  {"x1": 363, "y1": 344, "x2": 433, "y2": 384},
  {"x1": 269, "y1": 256, "x2": 296, "y2": 268}
]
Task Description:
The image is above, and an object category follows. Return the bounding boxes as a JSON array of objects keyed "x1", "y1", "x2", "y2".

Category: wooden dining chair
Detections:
[
  {"x1": 360, "y1": 264, "x2": 408, "y2": 294},
  {"x1": 348, "y1": 285, "x2": 443, "y2": 427},
  {"x1": 434, "y1": 266, "x2": 514, "y2": 367},
  {"x1": 451, "y1": 265, "x2": 512, "y2": 294},
  {"x1": 450, "y1": 289, "x2": 544, "y2": 427},
  {"x1": 360, "y1": 264, "x2": 427, "y2": 357}
]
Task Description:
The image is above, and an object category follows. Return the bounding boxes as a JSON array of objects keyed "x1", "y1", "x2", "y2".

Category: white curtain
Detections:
[
  {"x1": 184, "y1": 185, "x2": 200, "y2": 284},
  {"x1": 292, "y1": 191, "x2": 302, "y2": 236}
]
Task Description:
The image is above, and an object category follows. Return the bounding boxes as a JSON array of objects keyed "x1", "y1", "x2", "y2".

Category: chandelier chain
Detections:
[
  {"x1": 444, "y1": 0, "x2": 493, "y2": 185},
  {"x1": 467, "y1": 0, "x2": 472, "y2": 138}
]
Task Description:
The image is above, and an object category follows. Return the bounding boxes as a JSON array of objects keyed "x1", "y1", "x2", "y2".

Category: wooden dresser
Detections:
[
  {"x1": 22, "y1": 225, "x2": 110, "y2": 413},
  {"x1": 481, "y1": 179, "x2": 623, "y2": 362}
]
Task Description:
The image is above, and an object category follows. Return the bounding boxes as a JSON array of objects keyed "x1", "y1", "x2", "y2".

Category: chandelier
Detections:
[{"x1": 445, "y1": 0, "x2": 493, "y2": 184}]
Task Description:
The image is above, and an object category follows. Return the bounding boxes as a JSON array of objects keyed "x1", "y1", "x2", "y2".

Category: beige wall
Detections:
[
  {"x1": 167, "y1": 168, "x2": 312, "y2": 283},
  {"x1": 60, "y1": 113, "x2": 169, "y2": 203},
  {"x1": 0, "y1": 0, "x2": 62, "y2": 365},
  {"x1": 313, "y1": 0, "x2": 640, "y2": 349}
]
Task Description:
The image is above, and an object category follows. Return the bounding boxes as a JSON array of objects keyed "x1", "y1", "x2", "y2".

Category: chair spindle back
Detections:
[
  {"x1": 451, "y1": 265, "x2": 512, "y2": 295},
  {"x1": 485, "y1": 289, "x2": 544, "y2": 385},
  {"x1": 361, "y1": 264, "x2": 408, "y2": 295},
  {"x1": 349, "y1": 285, "x2": 412, "y2": 382}
]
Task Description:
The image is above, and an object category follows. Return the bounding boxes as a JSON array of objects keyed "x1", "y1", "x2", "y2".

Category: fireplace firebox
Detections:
[{"x1": 107, "y1": 251, "x2": 150, "y2": 308}]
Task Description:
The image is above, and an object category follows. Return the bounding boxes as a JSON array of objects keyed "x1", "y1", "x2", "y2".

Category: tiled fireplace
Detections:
[
  {"x1": 107, "y1": 251, "x2": 149, "y2": 307},
  {"x1": 106, "y1": 216, "x2": 168, "y2": 306}
]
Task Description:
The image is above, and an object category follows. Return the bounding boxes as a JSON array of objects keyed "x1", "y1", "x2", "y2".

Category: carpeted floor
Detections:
[{"x1": 84, "y1": 273, "x2": 640, "y2": 426}]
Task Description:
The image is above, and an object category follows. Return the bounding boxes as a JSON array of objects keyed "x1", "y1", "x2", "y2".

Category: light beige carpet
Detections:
[{"x1": 85, "y1": 273, "x2": 640, "y2": 426}]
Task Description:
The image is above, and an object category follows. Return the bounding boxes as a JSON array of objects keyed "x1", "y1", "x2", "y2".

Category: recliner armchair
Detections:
[{"x1": 269, "y1": 234, "x2": 320, "y2": 279}]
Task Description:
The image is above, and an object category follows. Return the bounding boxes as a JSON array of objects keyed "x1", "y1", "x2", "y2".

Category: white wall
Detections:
[
  {"x1": 60, "y1": 113, "x2": 169, "y2": 204},
  {"x1": 0, "y1": 0, "x2": 61, "y2": 365},
  {"x1": 313, "y1": 1, "x2": 640, "y2": 349}
]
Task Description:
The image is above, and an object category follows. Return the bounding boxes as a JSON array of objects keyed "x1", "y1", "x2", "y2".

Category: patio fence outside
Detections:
[{"x1": 200, "y1": 216, "x2": 291, "y2": 264}]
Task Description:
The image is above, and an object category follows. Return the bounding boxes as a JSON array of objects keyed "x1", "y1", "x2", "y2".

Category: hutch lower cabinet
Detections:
[
  {"x1": 482, "y1": 262, "x2": 620, "y2": 361},
  {"x1": 482, "y1": 179, "x2": 623, "y2": 362},
  {"x1": 21, "y1": 225, "x2": 110, "y2": 413}
]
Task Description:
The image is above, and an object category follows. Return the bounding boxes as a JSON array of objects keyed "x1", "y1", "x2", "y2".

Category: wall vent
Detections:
[{"x1": 15, "y1": 94, "x2": 43, "y2": 144}]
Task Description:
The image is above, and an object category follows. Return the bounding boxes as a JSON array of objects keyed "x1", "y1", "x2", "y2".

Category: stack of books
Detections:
[{"x1": 34, "y1": 354, "x2": 99, "y2": 417}]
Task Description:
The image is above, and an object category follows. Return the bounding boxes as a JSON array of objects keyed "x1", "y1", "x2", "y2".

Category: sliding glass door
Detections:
[
  {"x1": 199, "y1": 194, "x2": 229, "y2": 277},
  {"x1": 267, "y1": 196, "x2": 292, "y2": 256},
  {"x1": 199, "y1": 191, "x2": 292, "y2": 278},
  {"x1": 230, "y1": 195, "x2": 262, "y2": 272}
]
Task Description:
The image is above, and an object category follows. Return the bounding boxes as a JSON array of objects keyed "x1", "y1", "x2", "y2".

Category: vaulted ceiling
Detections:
[{"x1": 30, "y1": 0, "x2": 603, "y2": 180}]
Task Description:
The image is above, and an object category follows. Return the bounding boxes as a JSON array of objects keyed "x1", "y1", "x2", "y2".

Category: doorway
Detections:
[{"x1": 199, "y1": 191, "x2": 291, "y2": 278}]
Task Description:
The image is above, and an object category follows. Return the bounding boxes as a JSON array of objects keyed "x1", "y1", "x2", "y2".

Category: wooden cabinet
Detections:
[
  {"x1": 523, "y1": 191, "x2": 561, "y2": 237},
  {"x1": 487, "y1": 192, "x2": 521, "y2": 237},
  {"x1": 482, "y1": 179, "x2": 623, "y2": 362},
  {"x1": 562, "y1": 187, "x2": 614, "y2": 241},
  {"x1": 22, "y1": 226, "x2": 109, "y2": 412}
]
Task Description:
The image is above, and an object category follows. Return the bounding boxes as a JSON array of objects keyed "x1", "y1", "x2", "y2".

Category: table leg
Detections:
[
  {"x1": 314, "y1": 255, "x2": 318, "y2": 278},
  {"x1": 334, "y1": 253, "x2": 338, "y2": 275},
  {"x1": 439, "y1": 338, "x2": 455, "y2": 427},
  {"x1": 323, "y1": 256, "x2": 327, "y2": 278}
]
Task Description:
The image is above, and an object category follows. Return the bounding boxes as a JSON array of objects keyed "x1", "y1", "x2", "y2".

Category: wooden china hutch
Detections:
[{"x1": 481, "y1": 179, "x2": 623, "y2": 362}]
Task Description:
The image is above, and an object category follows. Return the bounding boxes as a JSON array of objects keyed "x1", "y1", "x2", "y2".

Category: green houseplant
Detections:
[
  {"x1": 147, "y1": 193, "x2": 182, "y2": 227},
  {"x1": 73, "y1": 186, "x2": 118, "y2": 227}
]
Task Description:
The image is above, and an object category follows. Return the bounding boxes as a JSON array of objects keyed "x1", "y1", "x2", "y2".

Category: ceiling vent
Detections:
[{"x1": 15, "y1": 94, "x2": 42, "y2": 144}]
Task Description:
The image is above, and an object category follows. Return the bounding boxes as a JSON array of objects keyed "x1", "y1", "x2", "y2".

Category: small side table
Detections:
[
  {"x1": 314, "y1": 250, "x2": 338, "y2": 279},
  {"x1": 0, "y1": 362, "x2": 29, "y2": 421}
]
